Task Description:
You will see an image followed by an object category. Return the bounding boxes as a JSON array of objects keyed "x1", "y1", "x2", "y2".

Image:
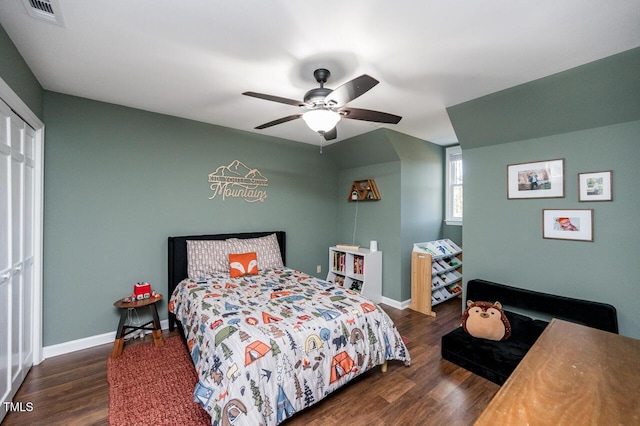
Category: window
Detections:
[{"x1": 445, "y1": 146, "x2": 463, "y2": 225}]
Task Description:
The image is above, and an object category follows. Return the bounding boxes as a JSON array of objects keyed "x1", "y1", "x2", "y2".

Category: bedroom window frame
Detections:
[{"x1": 445, "y1": 145, "x2": 463, "y2": 226}]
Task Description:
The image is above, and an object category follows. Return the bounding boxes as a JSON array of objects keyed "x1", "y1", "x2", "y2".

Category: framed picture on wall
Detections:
[
  {"x1": 507, "y1": 158, "x2": 564, "y2": 199},
  {"x1": 578, "y1": 170, "x2": 613, "y2": 202},
  {"x1": 542, "y1": 209, "x2": 593, "y2": 242}
]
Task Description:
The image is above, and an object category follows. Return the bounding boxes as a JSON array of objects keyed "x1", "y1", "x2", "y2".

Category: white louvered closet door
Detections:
[{"x1": 0, "y1": 97, "x2": 35, "y2": 422}]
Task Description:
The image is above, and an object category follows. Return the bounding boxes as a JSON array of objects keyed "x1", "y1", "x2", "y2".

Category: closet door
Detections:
[
  {"x1": 20, "y1": 124, "x2": 35, "y2": 377},
  {"x1": 0, "y1": 99, "x2": 12, "y2": 420},
  {"x1": 0, "y1": 98, "x2": 34, "y2": 421}
]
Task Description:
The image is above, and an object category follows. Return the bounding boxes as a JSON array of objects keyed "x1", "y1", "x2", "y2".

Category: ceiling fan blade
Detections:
[
  {"x1": 340, "y1": 107, "x2": 402, "y2": 124},
  {"x1": 323, "y1": 127, "x2": 337, "y2": 141},
  {"x1": 255, "y1": 114, "x2": 302, "y2": 129},
  {"x1": 243, "y1": 91, "x2": 303, "y2": 107},
  {"x1": 324, "y1": 75, "x2": 379, "y2": 108}
]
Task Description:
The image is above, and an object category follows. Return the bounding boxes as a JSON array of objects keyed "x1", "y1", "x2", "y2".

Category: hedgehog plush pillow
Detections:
[{"x1": 462, "y1": 300, "x2": 511, "y2": 341}]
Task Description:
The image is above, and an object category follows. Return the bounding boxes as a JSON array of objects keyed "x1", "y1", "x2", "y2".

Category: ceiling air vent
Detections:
[{"x1": 22, "y1": 0, "x2": 66, "y2": 27}]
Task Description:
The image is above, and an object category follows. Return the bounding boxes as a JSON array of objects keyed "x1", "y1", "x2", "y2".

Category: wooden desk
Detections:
[{"x1": 475, "y1": 318, "x2": 640, "y2": 426}]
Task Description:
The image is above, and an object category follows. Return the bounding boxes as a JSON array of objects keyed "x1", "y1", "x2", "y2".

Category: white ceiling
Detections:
[{"x1": 1, "y1": 1, "x2": 639, "y2": 146}]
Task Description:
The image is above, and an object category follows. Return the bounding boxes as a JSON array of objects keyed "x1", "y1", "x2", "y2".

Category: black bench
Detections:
[{"x1": 441, "y1": 279, "x2": 618, "y2": 385}]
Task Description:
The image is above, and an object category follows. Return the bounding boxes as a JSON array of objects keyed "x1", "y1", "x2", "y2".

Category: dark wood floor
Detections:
[{"x1": 3, "y1": 298, "x2": 499, "y2": 426}]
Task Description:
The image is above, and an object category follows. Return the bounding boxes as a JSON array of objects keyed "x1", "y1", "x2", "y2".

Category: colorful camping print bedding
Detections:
[{"x1": 169, "y1": 268, "x2": 411, "y2": 425}]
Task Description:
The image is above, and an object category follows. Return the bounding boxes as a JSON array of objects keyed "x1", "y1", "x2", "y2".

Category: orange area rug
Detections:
[{"x1": 106, "y1": 336, "x2": 210, "y2": 425}]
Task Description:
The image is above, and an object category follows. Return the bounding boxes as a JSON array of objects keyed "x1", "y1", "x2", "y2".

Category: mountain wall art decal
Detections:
[{"x1": 208, "y1": 160, "x2": 268, "y2": 202}]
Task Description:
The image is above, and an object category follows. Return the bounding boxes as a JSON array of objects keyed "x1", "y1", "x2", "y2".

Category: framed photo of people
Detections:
[
  {"x1": 507, "y1": 158, "x2": 565, "y2": 199},
  {"x1": 542, "y1": 209, "x2": 593, "y2": 242},
  {"x1": 578, "y1": 170, "x2": 613, "y2": 202}
]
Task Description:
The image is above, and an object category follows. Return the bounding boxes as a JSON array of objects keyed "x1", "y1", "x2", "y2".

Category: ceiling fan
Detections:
[{"x1": 243, "y1": 69, "x2": 402, "y2": 141}]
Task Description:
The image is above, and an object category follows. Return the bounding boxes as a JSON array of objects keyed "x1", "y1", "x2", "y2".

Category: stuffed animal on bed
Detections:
[{"x1": 462, "y1": 300, "x2": 511, "y2": 341}]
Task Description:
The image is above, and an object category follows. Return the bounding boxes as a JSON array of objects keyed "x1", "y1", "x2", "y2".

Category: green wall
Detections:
[
  {"x1": 442, "y1": 225, "x2": 462, "y2": 246},
  {"x1": 326, "y1": 130, "x2": 444, "y2": 303},
  {"x1": 393, "y1": 131, "x2": 444, "y2": 301},
  {"x1": 0, "y1": 24, "x2": 43, "y2": 119},
  {"x1": 448, "y1": 47, "x2": 640, "y2": 149},
  {"x1": 449, "y1": 48, "x2": 640, "y2": 339},
  {"x1": 462, "y1": 122, "x2": 639, "y2": 338},
  {"x1": 327, "y1": 131, "x2": 403, "y2": 301},
  {"x1": 41, "y1": 92, "x2": 341, "y2": 346},
  {"x1": 36, "y1": 94, "x2": 444, "y2": 345},
  {"x1": 336, "y1": 161, "x2": 402, "y2": 300}
]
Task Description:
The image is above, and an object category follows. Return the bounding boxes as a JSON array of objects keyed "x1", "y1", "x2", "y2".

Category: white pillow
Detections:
[
  {"x1": 186, "y1": 240, "x2": 230, "y2": 278},
  {"x1": 227, "y1": 233, "x2": 283, "y2": 270}
]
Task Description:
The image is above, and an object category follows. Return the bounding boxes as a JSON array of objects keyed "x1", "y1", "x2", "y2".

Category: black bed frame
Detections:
[{"x1": 167, "y1": 231, "x2": 286, "y2": 331}]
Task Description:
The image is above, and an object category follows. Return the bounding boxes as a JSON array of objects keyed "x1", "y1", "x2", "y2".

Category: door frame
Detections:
[{"x1": 0, "y1": 77, "x2": 44, "y2": 365}]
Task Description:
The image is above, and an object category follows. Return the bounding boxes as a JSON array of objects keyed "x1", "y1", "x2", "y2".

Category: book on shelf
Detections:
[
  {"x1": 413, "y1": 239, "x2": 461, "y2": 257},
  {"x1": 353, "y1": 256, "x2": 364, "y2": 275},
  {"x1": 350, "y1": 280, "x2": 363, "y2": 292},
  {"x1": 335, "y1": 244, "x2": 360, "y2": 251},
  {"x1": 332, "y1": 251, "x2": 346, "y2": 272},
  {"x1": 425, "y1": 241, "x2": 443, "y2": 255},
  {"x1": 445, "y1": 271, "x2": 459, "y2": 282},
  {"x1": 444, "y1": 239, "x2": 462, "y2": 252},
  {"x1": 432, "y1": 276, "x2": 446, "y2": 289},
  {"x1": 412, "y1": 243, "x2": 439, "y2": 256},
  {"x1": 436, "y1": 259, "x2": 450, "y2": 270},
  {"x1": 438, "y1": 240, "x2": 455, "y2": 254},
  {"x1": 447, "y1": 283, "x2": 462, "y2": 294},
  {"x1": 437, "y1": 288, "x2": 451, "y2": 299},
  {"x1": 437, "y1": 242, "x2": 455, "y2": 255},
  {"x1": 333, "y1": 275, "x2": 345, "y2": 287},
  {"x1": 432, "y1": 290, "x2": 443, "y2": 302}
]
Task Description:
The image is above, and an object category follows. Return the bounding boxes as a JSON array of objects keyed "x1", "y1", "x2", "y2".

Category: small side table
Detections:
[{"x1": 111, "y1": 293, "x2": 164, "y2": 359}]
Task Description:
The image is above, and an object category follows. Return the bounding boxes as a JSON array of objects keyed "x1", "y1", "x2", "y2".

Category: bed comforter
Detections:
[{"x1": 169, "y1": 267, "x2": 410, "y2": 425}]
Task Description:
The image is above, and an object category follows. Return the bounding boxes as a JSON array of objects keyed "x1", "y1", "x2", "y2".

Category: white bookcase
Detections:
[
  {"x1": 326, "y1": 246, "x2": 382, "y2": 303},
  {"x1": 410, "y1": 239, "x2": 462, "y2": 317}
]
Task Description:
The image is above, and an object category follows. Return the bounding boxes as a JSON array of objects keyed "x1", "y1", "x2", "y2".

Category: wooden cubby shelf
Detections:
[{"x1": 348, "y1": 179, "x2": 381, "y2": 201}]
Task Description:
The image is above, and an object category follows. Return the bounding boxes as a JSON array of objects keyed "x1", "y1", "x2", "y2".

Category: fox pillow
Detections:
[{"x1": 229, "y1": 252, "x2": 259, "y2": 278}]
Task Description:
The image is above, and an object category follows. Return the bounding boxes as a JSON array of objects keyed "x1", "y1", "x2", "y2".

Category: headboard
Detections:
[{"x1": 167, "y1": 231, "x2": 286, "y2": 331}]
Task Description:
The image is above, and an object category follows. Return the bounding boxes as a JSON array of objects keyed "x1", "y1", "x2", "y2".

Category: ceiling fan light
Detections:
[{"x1": 302, "y1": 109, "x2": 341, "y2": 133}]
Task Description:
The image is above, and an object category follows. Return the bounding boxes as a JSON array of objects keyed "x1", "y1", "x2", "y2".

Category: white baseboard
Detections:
[
  {"x1": 41, "y1": 298, "x2": 408, "y2": 360},
  {"x1": 380, "y1": 296, "x2": 411, "y2": 310},
  {"x1": 42, "y1": 319, "x2": 169, "y2": 360}
]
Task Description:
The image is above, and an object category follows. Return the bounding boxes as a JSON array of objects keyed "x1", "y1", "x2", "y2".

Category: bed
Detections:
[{"x1": 168, "y1": 231, "x2": 410, "y2": 425}]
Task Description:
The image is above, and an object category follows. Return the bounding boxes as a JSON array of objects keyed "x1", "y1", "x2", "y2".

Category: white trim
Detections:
[
  {"x1": 44, "y1": 330, "x2": 118, "y2": 359},
  {"x1": 32, "y1": 126, "x2": 44, "y2": 364},
  {"x1": 41, "y1": 296, "x2": 405, "y2": 357},
  {"x1": 43, "y1": 319, "x2": 169, "y2": 359},
  {"x1": 42, "y1": 296, "x2": 408, "y2": 358},
  {"x1": 380, "y1": 296, "x2": 411, "y2": 310},
  {"x1": 445, "y1": 145, "x2": 463, "y2": 224},
  {"x1": 0, "y1": 77, "x2": 45, "y2": 366}
]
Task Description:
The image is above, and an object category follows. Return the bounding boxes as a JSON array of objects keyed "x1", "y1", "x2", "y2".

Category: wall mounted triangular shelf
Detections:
[{"x1": 348, "y1": 179, "x2": 381, "y2": 201}]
